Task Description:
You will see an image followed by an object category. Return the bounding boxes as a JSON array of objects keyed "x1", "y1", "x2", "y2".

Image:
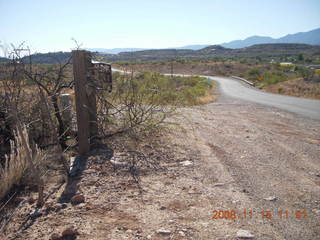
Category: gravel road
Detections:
[{"x1": 169, "y1": 92, "x2": 320, "y2": 239}]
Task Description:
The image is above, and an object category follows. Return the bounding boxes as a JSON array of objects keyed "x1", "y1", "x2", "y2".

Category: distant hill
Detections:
[
  {"x1": 0, "y1": 57, "x2": 9, "y2": 63},
  {"x1": 86, "y1": 28, "x2": 320, "y2": 54},
  {"x1": 3, "y1": 43, "x2": 319, "y2": 64},
  {"x1": 102, "y1": 43, "x2": 320, "y2": 62},
  {"x1": 86, "y1": 45, "x2": 209, "y2": 54},
  {"x1": 175, "y1": 44, "x2": 210, "y2": 50},
  {"x1": 21, "y1": 52, "x2": 71, "y2": 64},
  {"x1": 86, "y1": 48, "x2": 148, "y2": 54},
  {"x1": 278, "y1": 28, "x2": 320, "y2": 45},
  {"x1": 221, "y1": 28, "x2": 320, "y2": 48}
]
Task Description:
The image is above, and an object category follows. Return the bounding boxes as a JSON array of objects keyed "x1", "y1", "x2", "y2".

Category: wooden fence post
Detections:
[
  {"x1": 72, "y1": 50, "x2": 110, "y2": 155},
  {"x1": 72, "y1": 50, "x2": 92, "y2": 155}
]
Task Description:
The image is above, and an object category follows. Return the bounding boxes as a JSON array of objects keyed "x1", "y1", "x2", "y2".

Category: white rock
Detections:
[
  {"x1": 264, "y1": 196, "x2": 277, "y2": 201},
  {"x1": 110, "y1": 159, "x2": 130, "y2": 167},
  {"x1": 181, "y1": 160, "x2": 193, "y2": 166},
  {"x1": 312, "y1": 209, "x2": 320, "y2": 216},
  {"x1": 236, "y1": 229, "x2": 255, "y2": 239}
]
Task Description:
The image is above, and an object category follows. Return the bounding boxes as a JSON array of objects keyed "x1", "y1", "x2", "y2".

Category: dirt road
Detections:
[
  {"x1": 169, "y1": 98, "x2": 320, "y2": 239},
  {"x1": 2, "y1": 82, "x2": 320, "y2": 240}
]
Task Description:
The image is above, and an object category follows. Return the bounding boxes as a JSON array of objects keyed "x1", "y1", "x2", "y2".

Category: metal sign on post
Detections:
[{"x1": 72, "y1": 50, "x2": 112, "y2": 155}]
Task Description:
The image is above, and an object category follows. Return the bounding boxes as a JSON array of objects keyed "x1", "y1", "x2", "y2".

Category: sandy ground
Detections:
[{"x1": 1, "y1": 96, "x2": 320, "y2": 240}]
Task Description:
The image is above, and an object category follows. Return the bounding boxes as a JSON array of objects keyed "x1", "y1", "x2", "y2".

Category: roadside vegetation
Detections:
[
  {"x1": 111, "y1": 71, "x2": 215, "y2": 106},
  {"x1": 0, "y1": 47, "x2": 215, "y2": 209},
  {"x1": 114, "y1": 55, "x2": 320, "y2": 99}
]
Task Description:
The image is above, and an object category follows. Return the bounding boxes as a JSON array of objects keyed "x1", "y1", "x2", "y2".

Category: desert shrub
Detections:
[
  {"x1": 95, "y1": 71, "x2": 213, "y2": 138},
  {"x1": 262, "y1": 70, "x2": 288, "y2": 85},
  {"x1": 245, "y1": 67, "x2": 262, "y2": 80},
  {"x1": 295, "y1": 66, "x2": 315, "y2": 82}
]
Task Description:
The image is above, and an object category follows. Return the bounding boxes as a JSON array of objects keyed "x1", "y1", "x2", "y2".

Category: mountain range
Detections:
[
  {"x1": 87, "y1": 28, "x2": 320, "y2": 53},
  {"x1": 100, "y1": 43, "x2": 320, "y2": 62},
  {"x1": 1, "y1": 43, "x2": 319, "y2": 64}
]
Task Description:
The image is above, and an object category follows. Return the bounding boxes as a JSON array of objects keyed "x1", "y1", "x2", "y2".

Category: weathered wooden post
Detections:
[
  {"x1": 72, "y1": 50, "x2": 96, "y2": 155},
  {"x1": 72, "y1": 50, "x2": 112, "y2": 156}
]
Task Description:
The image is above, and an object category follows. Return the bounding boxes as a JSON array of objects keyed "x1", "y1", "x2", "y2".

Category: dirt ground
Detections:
[{"x1": 1, "y1": 95, "x2": 320, "y2": 240}]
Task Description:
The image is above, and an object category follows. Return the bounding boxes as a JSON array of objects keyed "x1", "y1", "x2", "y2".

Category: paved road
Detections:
[
  {"x1": 207, "y1": 76, "x2": 320, "y2": 120},
  {"x1": 113, "y1": 69, "x2": 320, "y2": 120}
]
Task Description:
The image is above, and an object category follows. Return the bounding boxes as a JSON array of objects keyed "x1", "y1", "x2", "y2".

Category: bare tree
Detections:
[{"x1": 8, "y1": 44, "x2": 73, "y2": 149}]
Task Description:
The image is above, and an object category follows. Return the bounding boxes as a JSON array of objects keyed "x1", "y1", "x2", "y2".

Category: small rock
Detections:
[
  {"x1": 30, "y1": 209, "x2": 42, "y2": 219},
  {"x1": 117, "y1": 226, "x2": 128, "y2": 231},
  {"x1": 61, "y1": 226, "x2": 79, "y2": 237},
  {"x1": 316, "y1": 173, "x2": 320, "y2": 177},
  {"x1": 50, "y1": 233, "x2": 60, "y2": 240},
  {"x1": 168, "y1": 220, "x2": 175, "y2": 224},
  {"x1": 159, "y1": 206, "x2": 166, "y2": 210},
  {"x1": 213, "y1": 183, "x2": 225, "y2": 187},
  {"x1": 236, "y1": 229, "x2": 255, "y2": 239},
  {"x1": 312, "y1": 209, "x2": 320, "y2": 216},
  {"x1": 264, "y1": 196, "x2": 277, "y2": 201},
  {"x1": 110, "y1": 159, "x2": 131, "y2": 167},
  {"x1": 156, "y1": 229, "x2": 171, "y2": 235},
  {"x1": 179, "y1": 231, "x2": 186, "y2": 236},
  {"x1": 70, "y1": 194, "x2": 85, "y2": 205},
  {"x1": 242, "y1": 189, "x2": 249, "y2": 193},
  {"x1": 84, "y1": 169, "x2": 96, "y2": 174},
  {"x1": 180, "y1": 160, "x2": 193, "y2": 166}
]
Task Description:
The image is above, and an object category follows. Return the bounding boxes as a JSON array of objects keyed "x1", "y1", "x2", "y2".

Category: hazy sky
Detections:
[{"x1": 0, "y1": 0, "x2": 319, "y2": 54}]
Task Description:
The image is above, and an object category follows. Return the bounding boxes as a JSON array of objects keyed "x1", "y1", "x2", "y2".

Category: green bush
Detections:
[
  {"x1": 112, "y1": 71, "x2": 212, "y2": 106},
  {"x1": 245, "y1": 67, "x2": 262, "y2": 80},
  {"x1": 295, "y1": 66, "x2": 314, "y2": 81},
  {"x1": 263, "y1": 70, "x2": 288, "y2": 85}
]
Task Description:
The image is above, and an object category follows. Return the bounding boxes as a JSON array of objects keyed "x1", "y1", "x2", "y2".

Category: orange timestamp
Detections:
[{"x1": 211, "y1": 209, "x2": 309, "y2": 220}]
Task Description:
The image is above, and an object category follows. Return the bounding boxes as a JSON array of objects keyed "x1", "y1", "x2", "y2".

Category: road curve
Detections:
[
  {"x1": 113, "y1": 69, "x2": 320, "y2": 120},
  {"x1": 206, "y1": 76, "x2": 320, "y2": 120}
]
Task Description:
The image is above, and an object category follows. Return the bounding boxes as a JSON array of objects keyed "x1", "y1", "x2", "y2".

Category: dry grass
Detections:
[
  {"x1": 264, "y1": 78, "x2": 320, "y2": 99},
  {"x1": 0, "y1": 126, "x2": 45, "y2": 200},
  {"x1": 197, "y1": 81, "x2": 217, "y2": 104}
]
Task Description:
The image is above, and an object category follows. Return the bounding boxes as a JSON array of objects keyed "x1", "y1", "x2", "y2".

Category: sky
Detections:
[{"x1": 0, "y1": 0, "x2": 320, "y2": 54}]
